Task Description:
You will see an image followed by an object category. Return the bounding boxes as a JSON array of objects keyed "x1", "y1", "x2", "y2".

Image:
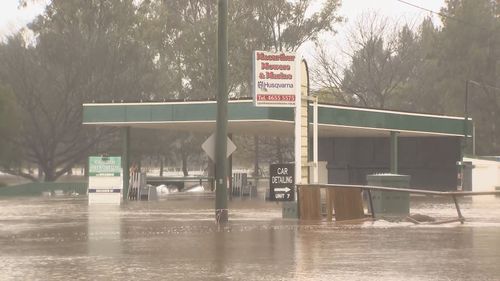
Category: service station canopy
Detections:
[{"x1": 82, "y1": 99, "x2": 472, "y2": 138}]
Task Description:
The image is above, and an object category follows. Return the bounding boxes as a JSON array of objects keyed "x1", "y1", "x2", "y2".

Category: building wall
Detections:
[
  {"x1": 318, "y1": 137, "x2": 461, "y2": 191},
  {"x1": 464, "y1": 157, "x2": 500, "y2": 193}
]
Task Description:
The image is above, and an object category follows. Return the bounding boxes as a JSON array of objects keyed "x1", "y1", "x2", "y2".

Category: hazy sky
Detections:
[
  {"x1": 0, "y1": 0, "x2": 446, "y2": 38},
  {"x1": 297, "y1": 0, "x2": 445, "y2": 60},
  {"x1": 340, "y1": 0, "x2": 445, "y2": 23},
  {"x1": 0, "y1": 1, "x2": 47, "y2": 39}
]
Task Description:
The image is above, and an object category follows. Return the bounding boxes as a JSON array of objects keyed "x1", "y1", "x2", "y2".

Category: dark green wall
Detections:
[{"x1": 319, "y1": 137, "x2": 461, "y2": 191}]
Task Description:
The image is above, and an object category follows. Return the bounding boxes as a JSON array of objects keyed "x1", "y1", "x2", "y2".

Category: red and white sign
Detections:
[{"x1": 253, "y1": 51, "x2": 298, "y2": 107}]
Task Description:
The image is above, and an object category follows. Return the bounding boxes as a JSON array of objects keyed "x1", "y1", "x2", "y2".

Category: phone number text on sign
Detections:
[
  {"x1": 253, "y1": 51, "x2": 298, "y2": 107},
  {"x1": 256, "y1": 94, "x2": 296, "y2": 102}
]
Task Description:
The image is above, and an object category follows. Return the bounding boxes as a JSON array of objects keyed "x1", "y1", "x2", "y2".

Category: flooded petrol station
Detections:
[
  {"x1": 1, "y1": 195, "x2": 500, "y2": 281},
  {"x1": 2, "y1": 1, "x2": 500, "y2": 280},
  {"x1": 1, "y1": 27, "x2": 498, "y2": 281},
  {"x1": 0, "y1": 50, "x2": 496, "y2": 281},
  {"x1": 0, "y1": 52, "x2": 487, "y2": 281}
]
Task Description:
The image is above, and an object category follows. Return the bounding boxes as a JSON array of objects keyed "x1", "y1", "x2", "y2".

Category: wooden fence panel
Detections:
[
  {"x1": 333, "y1": 187, "x2": 365, "y2": 221},
  {"x1": 298, "y1": 186, "x2": 321, "y2": 220}
]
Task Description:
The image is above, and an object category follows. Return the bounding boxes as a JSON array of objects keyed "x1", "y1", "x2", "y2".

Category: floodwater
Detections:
[{"x1": 1, "y1": 195, "x2": 500, "y2": 281}]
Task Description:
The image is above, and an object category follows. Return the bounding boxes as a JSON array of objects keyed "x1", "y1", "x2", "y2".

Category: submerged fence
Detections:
[
  {"x1": 0, "y1": 182, "x2": 88, "y2": 197},
  {"x1": 296, "y1": 184, "x2": 500, "y2": 223}
]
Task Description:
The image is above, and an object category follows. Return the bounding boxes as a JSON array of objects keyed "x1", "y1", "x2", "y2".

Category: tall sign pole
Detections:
[
  {"x1": 215, "y1": 0, "x2": 229, "y2": 223},
  {"x1": 294, "y1": 60, "x2": 302, "y2": 189},
  {"x1": 299, "y1": 60, "x2": 309, "y2": 186},
  {"x1": 252, "y1": 50, "x2": 299, "y2": 205}
]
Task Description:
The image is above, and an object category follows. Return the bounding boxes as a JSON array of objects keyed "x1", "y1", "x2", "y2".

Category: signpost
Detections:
[
  {"x1": 215, "y1": 0, "x2": 229, "y2": 223},
  {"x1": 252, "y1": 50, "x2": 302, "y2": 217},
  {"x1": 253, "y1": 51, "x2": 298, "y2": 107},
  {"x1": 202, "y1": 133, "x2": 237, "y2": 162},
  {"x1": 88, "y1": 156, "x2": 123, "y2": 205},
  {"x1": 269, "y1": 163, "x2": 295, "y2": 201}
]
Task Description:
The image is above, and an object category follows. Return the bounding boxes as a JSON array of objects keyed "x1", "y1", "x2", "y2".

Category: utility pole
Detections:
[{"x1": 215, "y1": 0, "x2": 228, "y2": 223}]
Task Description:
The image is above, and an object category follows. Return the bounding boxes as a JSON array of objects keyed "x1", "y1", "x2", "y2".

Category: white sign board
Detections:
[
  {"x1": 253, "y1": 51, "x2": 298, "y2": 107},
  {"x1": 88, "y1": 156, "x2": 123, "y2": 205},
  {"x1": 202, "y1": 133, "x2": 237, "y2": 162}
]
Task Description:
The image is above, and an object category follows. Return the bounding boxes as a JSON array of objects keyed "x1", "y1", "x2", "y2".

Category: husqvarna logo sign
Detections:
[{"x1": 253, "y1": 51, "x2": 298, "y2": 107}]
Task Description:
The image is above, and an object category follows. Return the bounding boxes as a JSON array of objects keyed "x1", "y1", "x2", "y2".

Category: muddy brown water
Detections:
[{"x1": 0, "y1": 195, "x2": 500, "y2": 280}]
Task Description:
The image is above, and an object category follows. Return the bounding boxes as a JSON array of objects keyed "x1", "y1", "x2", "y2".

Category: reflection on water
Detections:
[
  {"x1": 0, "y1": 196, "x2": 499, "y2": 280},
  {"x1": 88, "y1": 205, "x2": 122, "y2": 257}
]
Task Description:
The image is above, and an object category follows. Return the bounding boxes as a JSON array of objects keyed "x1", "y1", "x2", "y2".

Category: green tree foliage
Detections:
[
  {"x1": 137, "y1": 0, "x2": 342, "y2": 172},
  {"x1": 0, "y1": 0, "x2": 342, "y2": 180},
  {"x1": 437, "y1": 0, "x2": 500, "y2": 154},
  {"x1": 0, "y1": 0, "x2": 157, "y2": 181},
  {"x1": 393, "y1": 18, "x2": 443, "y2": 113},
  {"x1": 232, "y1": 0, "x2": 341, "y2": 169},
  {"x1": 314, "y1": 0, "x2": 499, "y2": 154},
  {"x1": 399, "y1": 0, "x2": 499, "y2": 154},
  {"x1": 140, "y1": 0, "x2": 341, "y2": 100},
  {"x1": 0, "y1": 84, "x2": 21, "y2": 172},
  {"x1": 139, "y1": 0, "x2": 218, "y2": 100}
]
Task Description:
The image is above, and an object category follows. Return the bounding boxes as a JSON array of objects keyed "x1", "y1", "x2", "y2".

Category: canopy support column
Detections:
[
  {"x1": 122, "y1": 127, "x2": 130, "y2": 201},
  {"x1": 390, "y1": 131, "x2": 399, "y2": 174}
]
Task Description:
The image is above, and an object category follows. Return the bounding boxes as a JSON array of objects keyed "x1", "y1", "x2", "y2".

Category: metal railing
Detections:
[{"x1": 296, "y1": 184, "x2": 500, "y2": 224}]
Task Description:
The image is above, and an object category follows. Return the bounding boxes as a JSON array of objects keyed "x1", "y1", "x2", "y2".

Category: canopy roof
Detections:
[{"x1": 83, "y1": 100, "x2": 472, "y2": 138}]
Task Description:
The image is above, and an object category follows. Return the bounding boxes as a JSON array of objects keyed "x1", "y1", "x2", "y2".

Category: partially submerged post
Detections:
[{"x1": 215, "y1": 0, "x2": 229, "y2": 223}]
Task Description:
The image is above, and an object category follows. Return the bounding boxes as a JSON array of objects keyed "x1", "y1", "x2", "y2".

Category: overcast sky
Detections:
[
  {"x1": 340, "y1": 0, "x2": 444, "y2": 23},
  {"x1": 0, "y1": 0, "x2": 446, "y2": 38},
  {"x1": 0, "y1": 1, "x2": 47, "y2": 39},
  {"x1": 299, "y1": 0, "x2": 446, "y2": 59}
]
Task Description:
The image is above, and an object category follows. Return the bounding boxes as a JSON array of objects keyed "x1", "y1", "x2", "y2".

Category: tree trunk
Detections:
[
  {"x1": 38, "y1": 164, "x2": 44, "y2": 181},
  {"x1": 43, "y1": 167, "x2": 56, "y2": 182},
  {"x1": 84, "y1": 159, "x2": 89, "y2": 177},
  {"x1": 182, "y1": 153, "x2": 188, "y2": 176},
  {"x1": 253, "y1": 135, "x2": 259, "y2": 177},
  {"x1": 159, "y1": 155, "x2": 164, "y2": 177},
  {"x1": 207, "y1": 160, "x2": 215, "y2": 191},
  {"x1": 275, "y1": 137, "x2": 283, "y2": 163}
]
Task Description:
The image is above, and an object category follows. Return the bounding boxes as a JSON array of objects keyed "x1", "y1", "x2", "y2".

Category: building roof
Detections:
[{"x1": 82, "y1": 100, "x2": 472, "y2": 137}]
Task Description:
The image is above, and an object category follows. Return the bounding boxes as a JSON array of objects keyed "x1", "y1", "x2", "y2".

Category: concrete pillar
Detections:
[
  {"x1": 390, "y1": 131, "x2": 399, "y2": 174},
  {"x1": 122, "y1": 127, "x2": 130, "y2": 201},
  {"x1": 228, "y1": 134, "x2": 233, "y2": 200}
]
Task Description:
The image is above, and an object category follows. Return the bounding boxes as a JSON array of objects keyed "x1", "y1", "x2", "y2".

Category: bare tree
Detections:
[
  {"x1": 312, "y1": 13, "x2": 419, "y2": 108},
  {"x1": 0, "y1": 1, "x2": 156, "y2": 181}
]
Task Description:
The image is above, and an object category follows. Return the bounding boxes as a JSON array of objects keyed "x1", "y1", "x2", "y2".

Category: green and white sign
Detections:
[
  {"x1": 89, "y1": 156, "x2": 122, "y2": 177},
  {"x1": 88, "y1": 156, "x2": 123, "y2": 205}
]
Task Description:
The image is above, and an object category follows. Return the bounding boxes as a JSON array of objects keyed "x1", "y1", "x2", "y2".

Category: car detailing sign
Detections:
[
  {"x1": 253, "y1": 51, "x2": 298, "y2": 107},
  {"x1": 269, "y1": 163, "x2": 295, "y2": 201}
]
